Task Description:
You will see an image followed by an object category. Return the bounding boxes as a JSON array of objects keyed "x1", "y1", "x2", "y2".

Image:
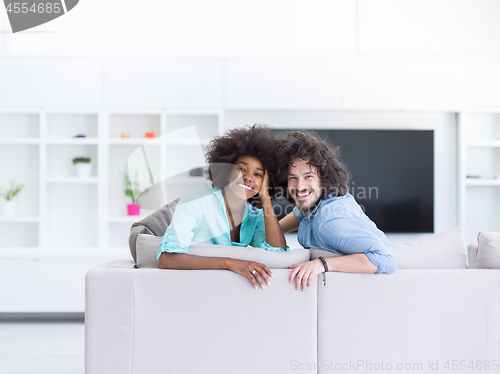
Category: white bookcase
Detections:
[
  {"x1": 0, "y1": 108, "x2": 222, "y2": 258},
  {"x1": 460, "y1": 111, "x2": 500, "y2": 246}
]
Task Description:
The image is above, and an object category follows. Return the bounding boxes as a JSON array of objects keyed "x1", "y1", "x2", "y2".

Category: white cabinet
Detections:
[
  {"x1": 0, "y1": 112, "x2": 40, "y2": 248},
  {"x1": 104, "y1": 59, "x2": 224, "y2": 108},
  {"x1": 0, "y1": 58, "x2": 104, "y2": 107},
  {"x1": 0, "y1": 109, "x2": 221, "y2": 263},
  {"x1": 462, "y1": 112, "x2": 500, "y2": 246},
  {"x1": 225, "y1": 60, "x2": 343, "y2": 110},
  {"x1": 344, "y1": 60, "x2": 462, "y2": 111}
]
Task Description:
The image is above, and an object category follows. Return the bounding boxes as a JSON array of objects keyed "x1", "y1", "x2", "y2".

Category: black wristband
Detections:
[{"x1": 318, "y1": 256, "x2": 329, "y2": 272}]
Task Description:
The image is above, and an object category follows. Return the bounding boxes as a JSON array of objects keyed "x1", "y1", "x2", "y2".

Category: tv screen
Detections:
[{"x1": 271, "y1": 129, "x2": 434, "y2": 233}]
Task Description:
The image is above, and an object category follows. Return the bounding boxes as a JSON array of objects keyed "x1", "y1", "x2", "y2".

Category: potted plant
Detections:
[
  {"x1": 72, "y1": 157, "x2": 92, "y2": 178},
  {"x1": 123, "y1": 168, "x2": 141, "y2": 216},
  {"x1": 0, "y1": 181, "x2": 24, "y2": 217}
]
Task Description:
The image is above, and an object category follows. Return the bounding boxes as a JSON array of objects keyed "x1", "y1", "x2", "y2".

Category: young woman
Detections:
[{"x1": 157, "y1": 125, "x2": 287, "y2": 289}]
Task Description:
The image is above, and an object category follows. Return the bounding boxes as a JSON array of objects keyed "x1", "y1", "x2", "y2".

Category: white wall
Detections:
[{"x1": 2, "y1": 0, "x2": 500, "y2": 58}]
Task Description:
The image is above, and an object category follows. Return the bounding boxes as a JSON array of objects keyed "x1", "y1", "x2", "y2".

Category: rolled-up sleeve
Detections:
[
  {"x1": 157, "y1": 200, "x2": 199, "y2": 260},
  {"x1": 363, "y1": 247, "x2": 397, "y2": 274},
  {"x1": 319, "y1": 218, "x2": 397, "y2": 274}
]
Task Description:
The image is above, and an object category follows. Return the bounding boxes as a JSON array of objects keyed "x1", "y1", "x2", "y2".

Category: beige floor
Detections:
[{"x1": 0, "y1": 322, "x2": 85, "y2": 374}]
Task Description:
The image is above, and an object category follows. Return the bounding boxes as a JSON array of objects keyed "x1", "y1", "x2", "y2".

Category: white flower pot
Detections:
[
  {"x1": 0, "y1": 200, "x2": 17, "y2": 217},
  {"x1": 75, "y1": 163, "x2": 92, "y2": 178}
]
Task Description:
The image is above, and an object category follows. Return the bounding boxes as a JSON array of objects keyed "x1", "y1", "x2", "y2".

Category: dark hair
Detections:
[
  {"x1": 205, "y1": 124, "x2": 281, "y2": 207},
  {"x1": 277, "y1": 131, "x2": 350, "y2": 202}
]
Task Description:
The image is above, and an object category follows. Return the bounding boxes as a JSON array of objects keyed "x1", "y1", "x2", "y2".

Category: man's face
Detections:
[{"x1": 287, "y1": 158, "x2": 322, "y2": 215}]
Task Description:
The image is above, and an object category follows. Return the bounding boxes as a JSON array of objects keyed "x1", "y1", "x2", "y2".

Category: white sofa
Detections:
[{"x1": 85, "y1": 229, "x2": 500, "y2": 374}]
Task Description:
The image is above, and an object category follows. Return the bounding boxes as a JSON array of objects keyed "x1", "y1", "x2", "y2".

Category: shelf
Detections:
[
  {"x1": 0, "y1": 109, "x2": 220, "y2": 259},
  {"x1": 46, "y1": 177, "x2": 99, "y2": 184},
  {"x1": 0, "y1": 138, "x2": 40, "y2": 145},
  {"x1": 466, "y1": 178, "x2": 500, "y2": 186},
  {"x1": 0, "y1": 216, "x2": 39, "y2": 223},
  {"x1": 46, "y1": 138, "x2": 99, "y2": 145},
  {"x1": 108, "y1": 216, "x2": 147, "y2": 223},
  {"x1": 108, "y1": 138, "x2": 211, "y2": 146},
  {"x1": 467, "y1": 141, "x2": 500, "y2": 148},
  {"x1": 0, "y1": 247, "x2": 131, "y2": 260},
  {"x1": 108, "y1": 138, "x2": 152, "y2": 145},
  {"x1": 167, "y1": 139, "x2": 211, "y2": 146}
]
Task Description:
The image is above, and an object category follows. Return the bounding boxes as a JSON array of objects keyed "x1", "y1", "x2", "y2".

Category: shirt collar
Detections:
[
  {"x1": 214, "y1": 187, "x2": 251, "y2": 223},
  {"x1": 300, "y1": 198, "x2": 323, "y2": 220}
]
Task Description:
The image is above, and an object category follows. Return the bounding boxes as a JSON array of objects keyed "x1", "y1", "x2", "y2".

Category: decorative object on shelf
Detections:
[
  {"x1": 189, "y1": 167, "x2": 204, "y2": 177},
  {"x1": 0, "y1": 181, "x2": 24, "y2": 217},
  {"x1": 72, "y1": 157, "x2": 92, "y2": 178},
  {"x1": 124, "y1": 168, "x2": 141, "y2": 216},
  {"x1": 145, "y1": 132, "x2": 155, "y2": 138},
  {"x1": 121, "y1": 133, "x2": 131, "y2": 138},
  {"x1": 73, "y1": 134, "x2": 86, "y2": 138}
]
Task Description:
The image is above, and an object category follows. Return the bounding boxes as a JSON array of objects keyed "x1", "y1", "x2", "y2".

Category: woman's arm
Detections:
[
  {"x1": 279, "y1": 211, "x2": 300, "y2": 234},
  {"x1": 158, "y1": 252, "x2": 272, "y2": 289},
  {"x1": 259, "y1": 172, "x2": 287, "y2": 250}
]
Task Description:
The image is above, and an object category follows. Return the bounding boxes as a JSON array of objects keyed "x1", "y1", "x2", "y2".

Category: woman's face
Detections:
[{"x1": 226, "y1": 155, "x2": 265, "y2": 201}]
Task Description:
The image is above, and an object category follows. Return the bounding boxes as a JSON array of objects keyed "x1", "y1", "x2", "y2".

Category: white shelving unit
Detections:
[
  {"x1": 460, "y1": 111, "x2": 500, "y2": 246},
  {"x1": 0, "y1": 109, "x2": 222, "y2": 257}
]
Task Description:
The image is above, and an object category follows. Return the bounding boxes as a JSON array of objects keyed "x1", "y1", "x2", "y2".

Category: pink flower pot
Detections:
[{"x1": 127, "y1": 203, "x2": 140, "y2": 216}]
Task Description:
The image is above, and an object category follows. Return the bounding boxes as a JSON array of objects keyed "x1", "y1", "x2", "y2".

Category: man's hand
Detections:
[
  {"x1": 227, "y1": 258, "x2": 273, "y2": 289},
  {"x1": 289, "y1": 259, "x2": 324, "y2": 291}
]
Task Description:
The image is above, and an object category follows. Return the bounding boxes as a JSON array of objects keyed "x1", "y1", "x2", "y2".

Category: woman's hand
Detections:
[
  {"x1": 259, "y1": 169, "x2": 271, "y2": 201},
  {"x1": 227, "y1": 258, "x2": 273, "y2": 289}
]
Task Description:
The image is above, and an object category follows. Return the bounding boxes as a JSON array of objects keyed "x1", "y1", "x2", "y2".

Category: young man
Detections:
[{"x1": 277, "y1": 131, "x2": 397, "y2": 291}]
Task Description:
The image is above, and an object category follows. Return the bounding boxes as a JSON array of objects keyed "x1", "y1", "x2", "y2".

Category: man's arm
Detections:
[
  {"x1": 279, "y1": 211, "x2": 300, "y2": 234},
  {"x1": 288, "y1": 215, "x2": 396, "y2": 290},
  {"x1": 289, "y1": 254, "x2": 377, "y2": 291}
]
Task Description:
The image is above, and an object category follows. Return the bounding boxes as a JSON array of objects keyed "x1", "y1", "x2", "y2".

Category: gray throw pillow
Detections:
[
  {"x1": 476, "y1": 231, "x2": 500, "y2": 269},
  {"x1": 136, "y1": 234, "x2": 310, "y2": 269},
  {"x1": 310, "y1": 227, "x2": 468, "y2": 269},
  {"x1": 129, "y1": 198, "x2": 180, "y2": 262}
]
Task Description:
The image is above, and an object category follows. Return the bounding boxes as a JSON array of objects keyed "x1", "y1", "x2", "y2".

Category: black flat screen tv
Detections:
[{"x1": 271, "y1": 129, "x2": 434, "y2": 233}]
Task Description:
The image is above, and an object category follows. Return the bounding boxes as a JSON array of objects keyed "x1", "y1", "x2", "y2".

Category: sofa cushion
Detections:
[
  {"x1": 476, "y1": 231, "x2": 500, "y2": 269},
  {"x1": 310, "y1": 227, "x2": 468, "y2": 269},
  {"x1": 136, "y1": 234, "x2": 310, "y2": 269},
  {"x1": 129, "y1": 198, "x2": 180, "y2": 262}
]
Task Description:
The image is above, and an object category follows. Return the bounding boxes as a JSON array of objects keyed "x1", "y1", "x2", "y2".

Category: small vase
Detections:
[
  {"x1": 75, "y1": 163, "x2": 92, "y2": 178},
  {"x1": 127, "y1": 203, "x2": 140, "y2": 216},
  {"x1": 0, "y1": 200, "x2": 17, "y2": 217}
]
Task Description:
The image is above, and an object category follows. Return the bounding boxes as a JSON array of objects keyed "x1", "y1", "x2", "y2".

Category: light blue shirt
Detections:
[
  {"x1": 158, "y1": 184, "x2": 286, "y2": 260},
  {"x1": 294, "y1": 193, "x2": 397, "y2": 274}
]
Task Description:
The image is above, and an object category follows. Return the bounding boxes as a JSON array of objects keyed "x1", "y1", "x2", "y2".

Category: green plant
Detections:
[
  {"x1": 2, "y1": 181, "x2": 24, "y2": 201},
  {"x1": 72, "y1": 157, "x2": 91, "y2": 164},
  {"x1": 123, "y1": 168, "x2": 141, "y2": 204}
]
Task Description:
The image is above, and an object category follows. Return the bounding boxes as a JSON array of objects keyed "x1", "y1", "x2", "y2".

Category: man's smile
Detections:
[{"x1": 296, "y1": 190, "x2": 312, "y2": 199}]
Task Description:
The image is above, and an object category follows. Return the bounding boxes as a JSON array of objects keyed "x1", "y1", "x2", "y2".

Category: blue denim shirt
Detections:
[
  {"x1": 294, "y1": 193, "x2": 397, "y2": 274},
  {"x1": 158, "y1": 184, "x2": 286, "y2": 260}
]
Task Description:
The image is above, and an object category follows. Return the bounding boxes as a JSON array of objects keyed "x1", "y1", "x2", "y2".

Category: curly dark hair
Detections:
[
  {"x1": 205, "y1": 124, "x2": 281, "y2": 207},
  {"x1": 276, "y1": 130, "x2": 350, "y2": 202}
]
